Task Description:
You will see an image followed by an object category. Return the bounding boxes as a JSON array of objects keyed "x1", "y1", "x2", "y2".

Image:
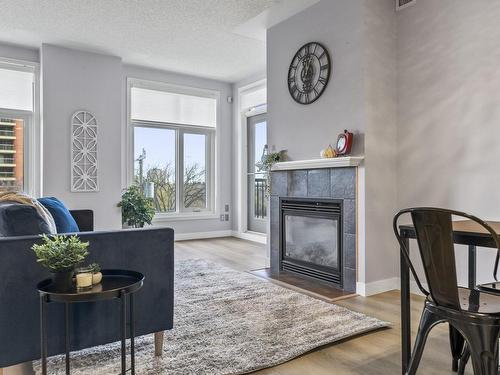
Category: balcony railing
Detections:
[
  {"x1": 0, "y1": 144, "x2": 15, "y2": 151},
  {"x1": 0, "y1": 172, "x2": 15, "y2": 178},
  {"x1": 0, "y1": 130, "x2": 15, "y2": 137},
  {"x1": 0, "y1": 158, "x2": 15, "y2": 164},
  {"x1": 254, "y1": 177, "x2": 268, "y2": 219},
  {"x1": 0, "y1": 120, "x2": 16, "y2": 126}
]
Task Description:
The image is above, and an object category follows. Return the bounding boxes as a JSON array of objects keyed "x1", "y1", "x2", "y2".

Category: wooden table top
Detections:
[
  {"x1": 400, "y1": 220, "x2": 500, "y2": 236},
  {"x1": 452, "y1": 220, "x2": 500, "y2": 235}
]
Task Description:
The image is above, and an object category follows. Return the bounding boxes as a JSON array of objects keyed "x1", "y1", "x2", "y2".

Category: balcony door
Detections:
[{"x1": 247, "y1": 113, "x2": 267, "y2": 234}]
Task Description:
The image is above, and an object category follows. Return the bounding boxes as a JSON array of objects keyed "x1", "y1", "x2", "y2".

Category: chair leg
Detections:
[
  {"x1": 406, "y1": 307, "x2": 441, "y2": 375},
  {"x1": 154, "y1": 331, "x2": 164, "y2": 357},
  {"x1": 450, "y1": 325, "x2": 466, "y2": 372},
  {"x1": 461, "y1": 325, "x2": 500, "y2": 375},
  {"x1": 457, "y1": 344, "x2": 470, "y2": 375}
]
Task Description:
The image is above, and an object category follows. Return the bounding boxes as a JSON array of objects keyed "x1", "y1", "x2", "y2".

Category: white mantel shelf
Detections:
[{"x1": 271, "y1": 156, "x2": 364, "y2": 171}]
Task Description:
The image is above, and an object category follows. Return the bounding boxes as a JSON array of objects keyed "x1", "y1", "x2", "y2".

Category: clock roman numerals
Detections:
[{"x1": 288, "y1": 42, "x2": 331, "y2": 104}]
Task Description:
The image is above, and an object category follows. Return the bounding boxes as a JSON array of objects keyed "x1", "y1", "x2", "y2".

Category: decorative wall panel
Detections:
[{"x1": 71, "y1": 111, "x2": 98, "y2": 192}]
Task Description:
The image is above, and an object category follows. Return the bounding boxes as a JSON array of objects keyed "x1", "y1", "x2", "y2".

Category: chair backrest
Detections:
[{"x1": 393, "y1": 207, "x2": 500, "y2": 310}]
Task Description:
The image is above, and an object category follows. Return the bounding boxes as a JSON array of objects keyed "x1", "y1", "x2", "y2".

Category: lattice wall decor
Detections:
[{"x1": 71, "y1": 111, "x2": 98, "y2": 192}]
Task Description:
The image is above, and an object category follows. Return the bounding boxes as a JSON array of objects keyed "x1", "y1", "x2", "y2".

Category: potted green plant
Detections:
[
  {"x1": 89, "y1": 263, "x2": 103, "y2": 285},
  {"x1": 118, "y1": 185, "x2": 156, "y2": 228},
  {"x1": 32, "y1": 235, "x2": 89, "y2": 291},
  {"x1": 256, "y1": 150, "x2": 287, "y2": 196}
]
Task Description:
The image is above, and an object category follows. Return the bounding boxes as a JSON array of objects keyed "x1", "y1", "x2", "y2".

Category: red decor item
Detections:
[{"x1": 336, "y1": 130, "x2": 353, "y2": 155}]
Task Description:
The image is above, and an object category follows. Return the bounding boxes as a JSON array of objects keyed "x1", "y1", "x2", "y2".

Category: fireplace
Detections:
[
  {"x1": 280, "y1": 198, "x2": 343, "y2": 287},
  {"x1": 270, "y1": 166, "x2": 357, "y2": 292}
]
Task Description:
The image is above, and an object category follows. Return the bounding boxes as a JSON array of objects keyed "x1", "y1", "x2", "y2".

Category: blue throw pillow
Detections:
[{"x1": 38, "y1": 197, "x2": 80, "y2": 233}]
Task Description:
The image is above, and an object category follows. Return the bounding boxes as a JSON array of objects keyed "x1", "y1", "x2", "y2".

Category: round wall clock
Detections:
[{"x1": 288, "y1": 42, "x2": 331, "y2": 105}]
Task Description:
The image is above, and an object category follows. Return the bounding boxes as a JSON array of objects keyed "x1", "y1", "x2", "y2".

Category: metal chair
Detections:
[
  {"x1": 458, "y1": 226, "x2": 500, "y2": 374},
  {"x1": 394, "y1": 207, "x2": 500, "y2": 375}
]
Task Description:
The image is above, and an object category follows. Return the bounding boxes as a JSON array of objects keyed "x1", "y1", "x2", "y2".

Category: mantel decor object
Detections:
[
  {"x1": 320, "y1": 144, "x2": 337, "y2": 159},
  {"x1": 336, "y1": 130, "x2": 354, "y2": 156},
  {"x1": 71, "y1": 111, "x2": 98, "y2": 192}
]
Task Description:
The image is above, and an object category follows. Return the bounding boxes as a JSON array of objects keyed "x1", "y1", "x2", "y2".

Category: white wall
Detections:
[
  {"x1": 41, "y1": 44, "x2": 123, "y2": 230},
  {"x1": 123, "y1": 65, "x2": 234, "y2": 236},
  {"x1": 397, "y1": 0, "x2": 500, "y2": 285}
]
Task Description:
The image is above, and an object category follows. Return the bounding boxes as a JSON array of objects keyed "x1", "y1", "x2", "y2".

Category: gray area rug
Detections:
[{"x1": 34, "y1": 259, "x2": 389, "y2": 374}]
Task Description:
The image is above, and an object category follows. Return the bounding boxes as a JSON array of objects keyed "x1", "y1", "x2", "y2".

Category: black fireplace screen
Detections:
[
  {"x1": 284, "y1": 215, "x2": 339, "y2": 269},
  {"x1": 280, "y1": 198, "x2": 342, "y2": 286}
]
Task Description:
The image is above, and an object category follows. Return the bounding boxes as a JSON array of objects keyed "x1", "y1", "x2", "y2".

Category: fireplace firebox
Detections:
[{"x1": 279, "y1": 197, "x2": 343, "y2": 287}]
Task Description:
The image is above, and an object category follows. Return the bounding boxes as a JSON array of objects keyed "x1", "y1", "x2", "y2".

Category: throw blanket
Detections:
[{"x1": 0, "y1": 192, "x2": 57, "y2": 234}]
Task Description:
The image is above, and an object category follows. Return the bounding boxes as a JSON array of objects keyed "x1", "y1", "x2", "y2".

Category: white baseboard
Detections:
[
  {"x1": 357, "y1": 277, "x2": 400, "y2": 297},
  {"x1": 356, "y1": 277, "x2": 429, "y2": 297},
  {"x1": 174, "y1": 230, "x2": 233, "y2": 241},
  {"x1": 231, "y1": 230, "x2": 268, "y2": 244}
]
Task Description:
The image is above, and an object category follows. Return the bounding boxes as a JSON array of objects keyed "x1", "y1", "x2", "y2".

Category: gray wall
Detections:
[
  {"x1": 397, "y1": 0, "x2": 500, "y2": 285},
  {"x1": 0, "y1": 43, "x2": 235, "y2": 234},
  {"x1": 363, "y1": 0, "x2": 398, "y2": 285},
  {"x1": 0, "y1": 42, "x2": 38, "y2": 63},
  {"x1": 267, "y1": 0, "x2": 365, "y2": 161},
  {"x1": 267, "y1": 0, "x2": 398, "y2": 288},
  {"x1": 41, "y1": 45, "x2": 123, "y2": 230}
]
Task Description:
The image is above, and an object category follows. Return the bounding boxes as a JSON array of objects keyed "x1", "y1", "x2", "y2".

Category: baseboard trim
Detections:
[
  {"x1": 357, "y1": 277, "x2": 400, "y2": 297},
  {"x1": 174, "y1": 230, "x2": 233, "y2": 241},
  {"x1": 356, "y1": 277, "x2": 429, "y2": 297},
  {"x1": 231, "y1": 231, "x2": 267, "y2": 244}
]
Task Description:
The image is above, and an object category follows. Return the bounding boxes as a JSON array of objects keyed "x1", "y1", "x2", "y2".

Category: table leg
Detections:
[
  {"x1": 468, "y1": 245, "x2": 477, "y2": 290},
  {"x1": 400, "y1": 235, "x2": 411, "y2": 375},
  {"x1": 40, "y1": 294, "x2": 48, "y2": 375},
  {"x1": 120, "y1": 292, "x2": 127, "y2": 375},
  {"x1": 65, "y1": 302, "x2": 70, "y2": 375},
  {"x1": 130, "y1": 293, "x2": 135, "y2": 375}
]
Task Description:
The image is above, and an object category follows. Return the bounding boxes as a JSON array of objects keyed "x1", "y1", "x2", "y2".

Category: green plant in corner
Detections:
[
  {"x1": 118, "y1": 185, "x2": 156, "y2": 228},
  {"x1": 32, "y1": 235, "x2": 89, "y2": 272},
  {"x1": 256, "y1": 150, "x2": 287, "y2": 196}
]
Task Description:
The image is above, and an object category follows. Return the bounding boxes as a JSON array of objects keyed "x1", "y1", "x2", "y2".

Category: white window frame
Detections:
[
  {"x1": 126, "y1": 78, "x2": 219, "y2": 220},
  {"x1": 0, "y1": 58, "x2": 40, "y2": 197}
]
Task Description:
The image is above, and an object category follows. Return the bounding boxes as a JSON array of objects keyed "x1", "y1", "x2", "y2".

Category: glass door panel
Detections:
[{"x1": 247, "y1": 113, "x2": 267, "y2": 234}]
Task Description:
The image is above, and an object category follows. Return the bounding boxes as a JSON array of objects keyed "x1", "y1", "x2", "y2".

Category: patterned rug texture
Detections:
[{"x1": 34, "y1": 259, "x2": 389, "y2": 374}]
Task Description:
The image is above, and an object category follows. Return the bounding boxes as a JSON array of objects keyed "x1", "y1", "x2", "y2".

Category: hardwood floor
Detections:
[{"x1": 175, "y1": 237, "x2": 472, "y2": 375}]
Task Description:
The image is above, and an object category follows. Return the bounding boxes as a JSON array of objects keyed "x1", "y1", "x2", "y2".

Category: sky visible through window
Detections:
[
  {"x1": 254, "y1": 121, "x2": 267, "y2": 169},
  {"x1": 134, "y1": 127, "x2": 206, "y2": 174}
]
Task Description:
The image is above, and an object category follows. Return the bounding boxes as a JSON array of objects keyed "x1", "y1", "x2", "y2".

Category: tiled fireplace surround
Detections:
[{"x1": 270, "y1": 167, "x2": 357, "y2": 292}]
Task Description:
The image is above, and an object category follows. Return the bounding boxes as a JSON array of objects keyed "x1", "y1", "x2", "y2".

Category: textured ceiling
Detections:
[{"x1": 0, "y1": 0, "x2": 288, "y2": 82}]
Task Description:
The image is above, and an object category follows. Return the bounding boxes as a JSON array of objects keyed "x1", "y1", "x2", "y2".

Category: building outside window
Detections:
[
  {"x1": 0, "y1": 61, "x2": 36, "y2": 193},
  {"x1": 128, "y1": 79, "x2": 218, "y2": 217}
]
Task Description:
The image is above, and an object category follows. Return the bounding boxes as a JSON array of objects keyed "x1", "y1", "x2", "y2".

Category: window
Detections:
[
  {"x1": 129, "y1": 80, "x2": 217, "y2": 216},
  {"x1": 0, "y1": 61, "x2": 37, "y2": 193}
]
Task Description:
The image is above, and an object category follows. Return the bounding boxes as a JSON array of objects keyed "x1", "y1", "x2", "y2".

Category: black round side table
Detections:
[{"x1": 37, "y1": 269, "x2": 144, "y2": 375}]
